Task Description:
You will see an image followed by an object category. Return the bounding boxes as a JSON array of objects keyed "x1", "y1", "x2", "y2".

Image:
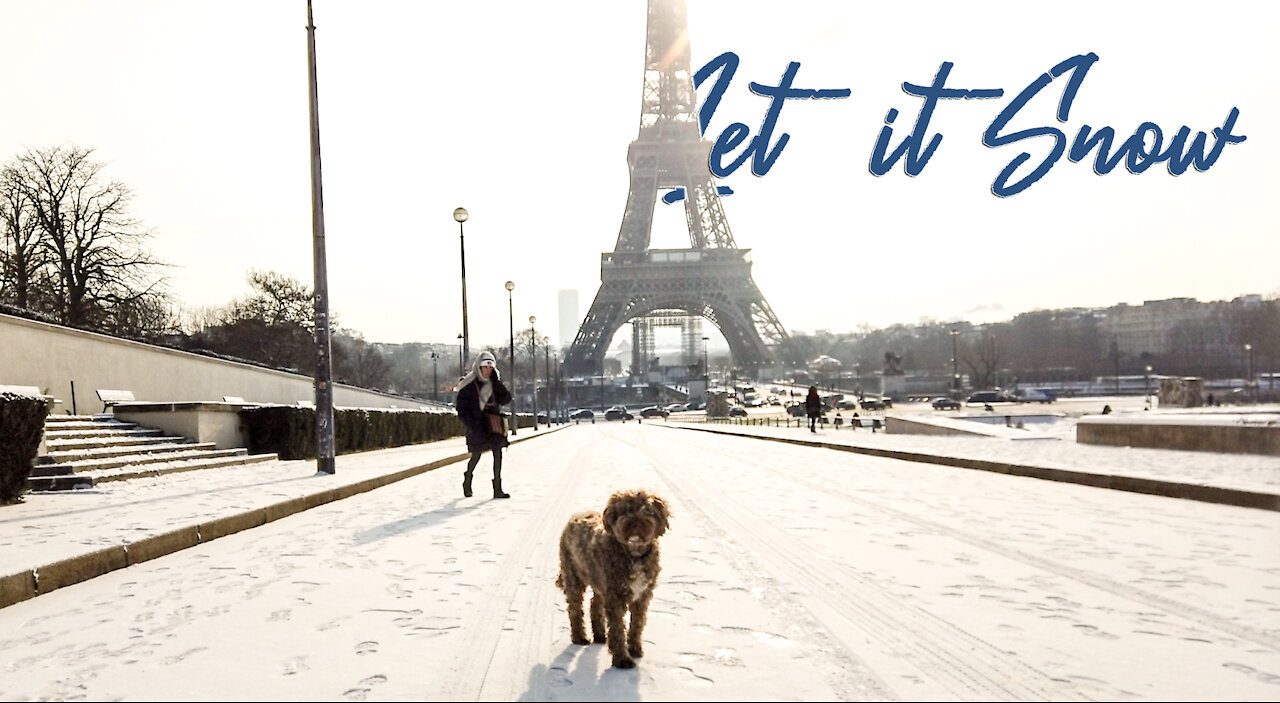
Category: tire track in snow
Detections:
[{"x1": 615, "y1": 427, "x2": 1085, "y2": 701}]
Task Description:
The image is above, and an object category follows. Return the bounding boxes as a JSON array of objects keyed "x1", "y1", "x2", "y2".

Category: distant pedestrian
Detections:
[
  {"x1": 805, "y1": 386, "x2": 822, "y2": 433},
  {"x1": 455, "y1": 351, "x2": 513, "y2": 499}
]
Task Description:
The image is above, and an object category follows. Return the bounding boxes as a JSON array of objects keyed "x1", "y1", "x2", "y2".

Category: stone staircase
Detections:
[{"x1": 29, "y1": 415, "x2": 278, "y2": 491}]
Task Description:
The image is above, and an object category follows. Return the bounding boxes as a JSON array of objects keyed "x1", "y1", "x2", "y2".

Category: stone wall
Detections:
[
  {"x1": 0, "y1": 313, "x2": 433, "y2": 413},
  {"x1": 1077, "y1": 419, "x2": 1280, "y2": 455}
]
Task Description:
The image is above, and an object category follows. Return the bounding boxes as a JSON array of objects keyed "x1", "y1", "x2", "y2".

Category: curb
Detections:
[
  {"x1": 0, "y1": 427, "x2": 565, "y2": 611},
  {"x1": 657, "y1": 423, "x2": 1280, "y2": 513}
]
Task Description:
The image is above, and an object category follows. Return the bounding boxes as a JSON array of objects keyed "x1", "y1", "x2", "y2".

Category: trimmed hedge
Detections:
[
  {"x1": 0, "y1": 391, "x2": 49, "y2": 503},
  {"x1": 240, "y1": 406, "x2": 464, "y2": 461}
]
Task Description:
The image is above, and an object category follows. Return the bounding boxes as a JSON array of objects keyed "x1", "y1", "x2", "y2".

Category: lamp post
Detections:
[
  {"x1": 457, "y1": 333, "x2": 464, "y2": 378},
  {"x1": 1111, "y1": 337, "x2": 1121, "y2": 395},
  {"x1": 1245, "y1": 343, "x2": 1254, "y2": 399},
  {"x1": 702, "y1": 336, "x2": 710, "y2": 406},
  {"x1": 545, "y1": 345, "x2": 553, "y2": 423},
  {"x1": 430, "y1": 351, "x2": 439, "y2": 403},
  {"x1": 1144, "y1": 364, "x2": 1152, "y2": 406},
  {"x1": 505, "y1": 281, "x2": 517, "y2": 435},
  {"x1": 950, "y1": 328, "x2": 960, "y2": 398},
  {"x1": 529, "y1": 315, "x2": 539, "y2": 430},
  {"x1": 305, "y1": 1, "x2": 335, "y2": 475},
  {"x1": 454, "y1": 207, "x2": 470, "y2": 366}
]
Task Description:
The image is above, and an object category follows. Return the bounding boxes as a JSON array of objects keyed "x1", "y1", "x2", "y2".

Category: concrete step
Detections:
[
  {"x1": 43, "y1": 427, "x2": 155, "y2": 440},
  {"x1": 42, "y1": 419, "x2": 138, "y2": 431},
  {"x1": 45, "y1": 434, "x2": 189, "y2": 451},
  {"x1": 40, "y1": 441, "x2": 220, "y2": 467},
  {"x1": 26, "y1": 452, "x2": 279, "y2": 491},
  {"x1": 47, "y1": 447, "x2": 253, "y2": 474}
]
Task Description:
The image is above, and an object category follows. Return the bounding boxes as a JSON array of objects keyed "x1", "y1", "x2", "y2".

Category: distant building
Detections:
[{"x1": 558, "y1": 289, "x2": 579, "y2": 348}]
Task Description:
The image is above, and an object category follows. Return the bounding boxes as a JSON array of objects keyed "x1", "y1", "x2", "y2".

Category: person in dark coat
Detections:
[
  {"x1": 455, "y1": 351, "x2": 513, "y2": 499},
  {"x1": 804, "y1": 385, "x2": 822, "y2": 433}
]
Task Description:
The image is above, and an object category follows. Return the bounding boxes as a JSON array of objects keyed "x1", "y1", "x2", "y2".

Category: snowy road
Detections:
[{"x1": 1, "y1": 423, "x2": 1277, "y2": 701}]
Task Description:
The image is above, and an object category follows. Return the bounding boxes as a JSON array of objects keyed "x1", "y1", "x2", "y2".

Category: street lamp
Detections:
[
  {"x1": 457, "y1": 333, "x2": 464, "y2": 378},
  {"x1": 1245, "y1": 343, "x2": 1254, "y2": 399},
  {"x1": 1144, "y1": 364, "x2": 1152, "y2": 406},
  {"x1": 430, "y1": 350, "x2": 439, "y2": 403},
  {"x1": 702, "y1": 336, "x2": 710, "y2": 404},
  {"x1": 529, "y1": 315, "x2": 539, "y2": 430},
  {"x1": 505, "y1": 280, "x2": 517, "y2": 435},
  {"x1": 950, "y1": 329, "x2": 960, "y2": 398},
  {"x1": 545, "y1": 345, "x2": 553, "y2": 423},
  {"x1": 454, "y1": 207, "x2": 470, "y2": 366}
]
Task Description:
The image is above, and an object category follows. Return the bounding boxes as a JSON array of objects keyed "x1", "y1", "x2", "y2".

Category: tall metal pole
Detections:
[
  {"x1": 457, "y1": 333, "x2": 464, "y2": 378},
  {"x1": 306, "y1": 0, "x2": 335, "y2": 475},
  {"x1": 431, "y1": 351, "x2": 439, "y2": 403},
  {"x1": 454, "y1": 208, "x2": 470, "y2": 366},
  {"x1": 530, "y1": 316, "x2": 539, "y2": 430},
  {"x1": 950, "y1": 329, "x2": 959, "y2": 397},
  {"x1": 506, "y1": 281, "x2": 517, "y2": 435},
  {"x1": 545, "y1": 346, "x2": 552, "y2": 422}
]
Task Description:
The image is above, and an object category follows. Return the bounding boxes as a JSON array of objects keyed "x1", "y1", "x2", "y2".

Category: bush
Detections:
[
  {"x1": 240, "y1": 406, "x2": 463, "y2": 461},
  {"x1": 0, "y1": 392, "x2": 49, "y2": 503}
]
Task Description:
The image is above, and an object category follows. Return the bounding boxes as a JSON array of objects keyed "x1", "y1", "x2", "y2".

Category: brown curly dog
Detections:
[{"x1": 556, "y1": 489, "x2": 671, "y2": 668}]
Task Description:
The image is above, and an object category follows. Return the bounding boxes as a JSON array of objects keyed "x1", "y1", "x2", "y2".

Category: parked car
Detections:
[
  {"x1": 1017, "y1": 389, "x2": 1055, "y2": 404},
  {"x1": 605, "y1": 405, "x2": 633, "y2": 421},
  {"x1": 728, "y1": 406, "x2": 748, "y2": 417},
  {"x1": 569, "y1": 408, "x2": 595, "y2": 420},
  {"x1": 860, "y1": 396, "x2": 892, "y2": 410},
  {"x1": 967, "y1": 390, "x2": 1017, "y2": 404},
  {"x1": 639, "y1": 406, "x2": 669, "y2": 418},
  {"x1": 932, "y1": 397, "x2": 961, "y2": 410},
  {"x1": 665, "y1": 403, "x2": 688, "y2": 413},
  {"x1": 786, "y1": 402, "x2": 806, "y2": 417},
  {"x1": 837, "y1": 398, "x2": 859, "y2": 410}
]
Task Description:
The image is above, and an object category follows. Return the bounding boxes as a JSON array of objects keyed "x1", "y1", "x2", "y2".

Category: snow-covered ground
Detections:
[{"x1": 0, "y1": 422, "x2": 1277, "y2": 701}]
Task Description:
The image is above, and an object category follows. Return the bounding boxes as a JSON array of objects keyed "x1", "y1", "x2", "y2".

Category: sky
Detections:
[
  {"x1": 1, "y1": 410, "x2": 1278, "y2": 700},
  {"x1": 1, "y1": 1, "x2": 1277, "y2": 352}
]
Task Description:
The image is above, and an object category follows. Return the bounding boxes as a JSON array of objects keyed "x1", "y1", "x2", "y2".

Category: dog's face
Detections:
[{"x1": 601, "y1": 490, "x2": 670, "y2": 557}]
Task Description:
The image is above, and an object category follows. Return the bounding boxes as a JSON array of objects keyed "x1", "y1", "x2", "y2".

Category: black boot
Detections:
[
  {"x1": 492, "y1": 478, "x2": 510, "y2": 499},
  {"x1": 463, "y1": 470, "x2": 473, "y2": 497}
]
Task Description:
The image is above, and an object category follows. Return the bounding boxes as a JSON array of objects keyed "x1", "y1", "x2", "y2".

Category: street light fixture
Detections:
[
  {"x1": 505, "y1": 280, "x2": 517, "y2": 435},
  {"x1": 1144, "y1": 364, "x2": 1152, "y2": 406},
  {"x1": 950, "y1": 328, "x2": 960, "y2": 398},
  {"x1": 702, "y1": 336, "x2": 710, "y2": 405},
  {"x1": 1245, "y1": 343, "x2": 1254, "y2": 400},
  {"x1": 457, "y1": 333, "x2": 464, "y2": 378},
  {"x1": 454, "y1": 207, "x2": 470, "y2": 366},
  {"x1": 529, "y1": 315, "x2": 539, "y2": 431},
  {"x1": 430, "y1": 350, "x2": 439, "y2": 403}
]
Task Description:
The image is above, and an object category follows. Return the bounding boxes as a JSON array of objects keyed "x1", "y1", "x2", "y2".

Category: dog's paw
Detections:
[
  {"x1": 592, "y1": 633, "x2": 607, "y2": 644},
  {"x1": 612, "y1": 657, "x2": 636, "y2": 669},
  {"x1": 571, "y1": 636, "x2": 590, "y2": 646},
  {"x1": 628, "y1": 644, "x2": 644, "y2": 659}
]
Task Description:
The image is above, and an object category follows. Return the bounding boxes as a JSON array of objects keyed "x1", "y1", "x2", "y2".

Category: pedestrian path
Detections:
[{"x1": 0, "y1": 428, "x2": 565, "y2": 609}]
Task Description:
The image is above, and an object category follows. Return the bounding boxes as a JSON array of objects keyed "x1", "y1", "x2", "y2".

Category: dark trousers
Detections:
[
  {"x1": 808, "y1": 415, "x2": 818, "y2": 431},
  {"x1": 466, "y1": 448, "x2": 503, "y2": 478}
]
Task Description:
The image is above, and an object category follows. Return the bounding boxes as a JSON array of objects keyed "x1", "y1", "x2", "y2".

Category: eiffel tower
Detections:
[{"x1": 563, "y1": 0, "x2": 789, "y2": 376}]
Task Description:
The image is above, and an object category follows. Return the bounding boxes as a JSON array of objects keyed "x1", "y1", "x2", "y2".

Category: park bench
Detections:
[{"x1": 96, "y1": 389, "x2": 135, "y2": 412}]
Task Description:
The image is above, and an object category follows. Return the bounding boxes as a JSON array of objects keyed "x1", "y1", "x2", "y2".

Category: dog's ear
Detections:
[
  {"x1": 647, "y1": 495, "x2": 670, "y2": 533},
  {"x1": 602, "y1": 503, "x2": 617, "y2": 531}
]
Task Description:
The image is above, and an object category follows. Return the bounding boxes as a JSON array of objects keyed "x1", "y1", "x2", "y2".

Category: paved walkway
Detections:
[{"x1": 3, "y1": 418, "x2": 1277, "y2": 611}]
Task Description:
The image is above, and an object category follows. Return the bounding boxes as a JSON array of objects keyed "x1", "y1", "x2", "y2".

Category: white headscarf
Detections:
[{"x1": 457, "y1": 351, "x2": 501, "y2": 409}]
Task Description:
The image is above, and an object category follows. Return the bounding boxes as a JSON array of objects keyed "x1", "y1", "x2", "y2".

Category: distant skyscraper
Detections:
[{"x1": 558, "y1": 289, "x2": 579, "y2": 348}]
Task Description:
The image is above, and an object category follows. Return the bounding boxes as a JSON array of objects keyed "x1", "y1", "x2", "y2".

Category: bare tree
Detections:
[
  {"x1": 333, "y1": 331, "x2": 391, "y2": 390},
  {"x1": 8, "y1": 145, "x2": 167, "y2": 328},
  {"x1": 0, "y1": 164, "x2": 48, "y2": 310}
]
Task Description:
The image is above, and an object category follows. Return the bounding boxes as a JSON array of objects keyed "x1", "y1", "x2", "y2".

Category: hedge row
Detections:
[
  {"x1": 239, "y1": 406, "x2": 464, "y2": 461},
  {"x1": 0, "y1": 392, "x2": 49, "y2": 503}
]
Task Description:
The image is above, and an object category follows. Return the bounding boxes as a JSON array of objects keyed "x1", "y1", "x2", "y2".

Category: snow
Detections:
[{"x1": 0, "y1": 419, "x2": 1277, "y2": 701}]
